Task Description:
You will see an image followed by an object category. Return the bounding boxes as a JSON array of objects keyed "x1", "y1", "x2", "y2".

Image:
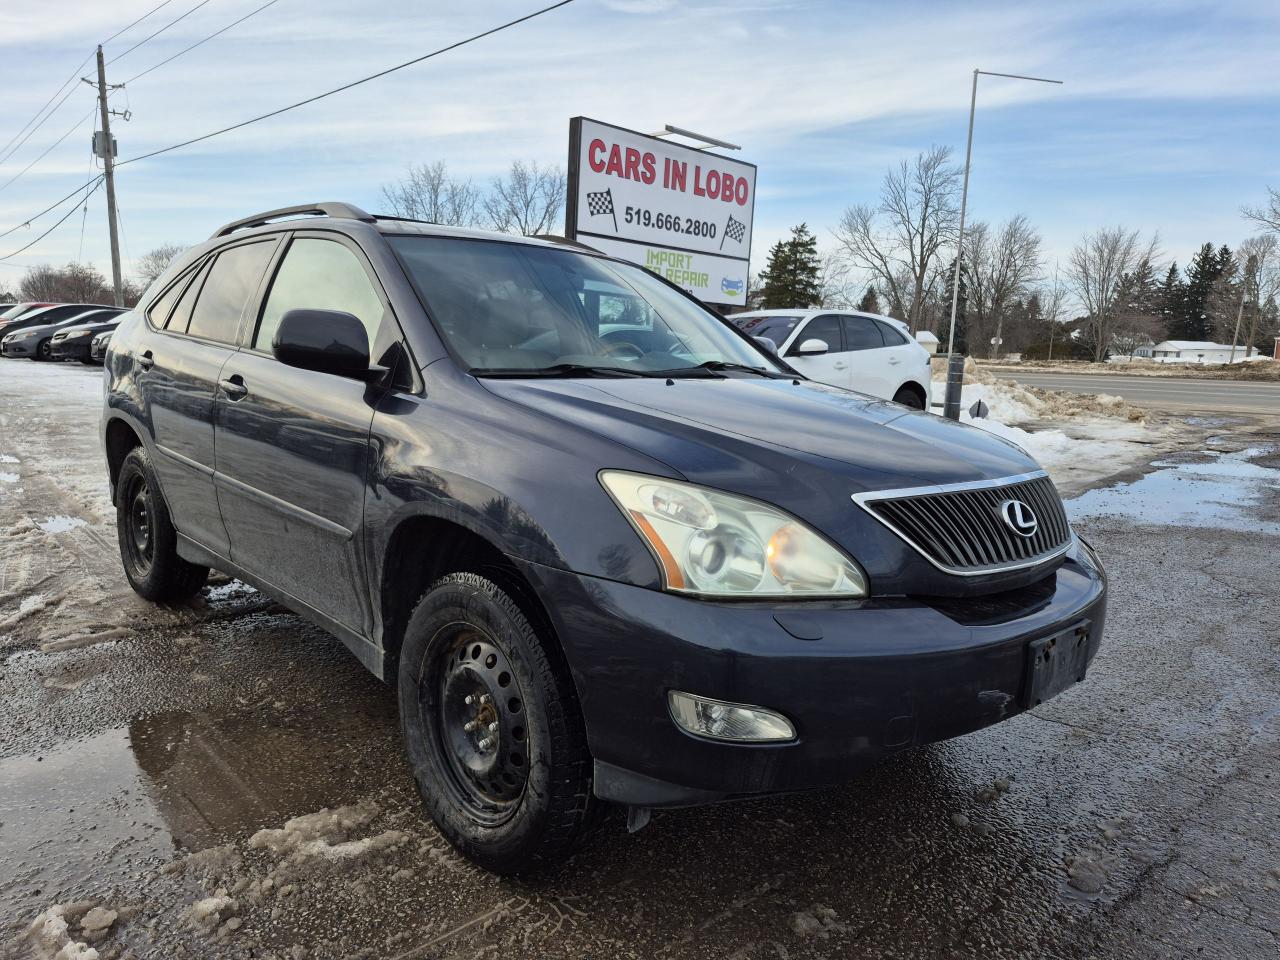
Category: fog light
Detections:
[{"x1": 668, "y1": 691, "x2": 796, "y2": 742}]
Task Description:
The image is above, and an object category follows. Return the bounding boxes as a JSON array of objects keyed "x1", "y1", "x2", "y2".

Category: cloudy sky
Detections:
[{"x1": 1, "y1": 0, "x2": 1277, "y2": 291}]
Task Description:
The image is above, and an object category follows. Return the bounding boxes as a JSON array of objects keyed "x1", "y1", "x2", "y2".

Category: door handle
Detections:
[
  {"x1": 888, "y1": 357, "x2": 901, "y2": 365},
  {"x1": 138, "y1": 350, "x2": 154, "y2": 371},
  {"x1": 219, "y1": 375, "x2": 248, "y2": 400},
  {"x1": 833, "y1": 362, "x2": 848, "y2": 370}
]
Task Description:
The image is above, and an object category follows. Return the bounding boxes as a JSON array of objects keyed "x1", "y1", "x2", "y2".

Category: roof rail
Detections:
[
  {"x1": 530, "y1": 234, "x2": 602, "y2": 254},
  {"x1": 210, "y1": 202, "x2": 375, "y2": 239}
]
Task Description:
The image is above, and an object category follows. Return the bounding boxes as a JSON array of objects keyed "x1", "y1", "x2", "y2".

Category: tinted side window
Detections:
[
  {"x1": 789, "y1": 314, "x2": 841, "y2": 355},
  {"x1": 255, "y1": 238, "x2": 385, "y2": 352},
  {"x1": 147, "y1": 274, "x2": 188, "y2": 328},
  {"x1": 876, "y1": 320, "x2": 909, "y2": 345},
  {"x1": 186, "y1": 242, "x2": 275, "y2": 344},
  {"x1": 166, "y1": 260, "x2": 213, "y2": 333},
  {"x1": 842, "y1": 316, "x2": 886, "y2": 351}
]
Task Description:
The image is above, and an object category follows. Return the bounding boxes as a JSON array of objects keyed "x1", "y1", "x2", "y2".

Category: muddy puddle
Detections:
[{"x1": 1067, "y1": 443, "x2": 1280, "y2": 534}]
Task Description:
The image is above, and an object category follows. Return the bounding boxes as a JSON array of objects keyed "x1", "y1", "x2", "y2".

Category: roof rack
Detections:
[
  {"x1": 211, "y1": 202, "x2": 375, "y2": 239},
  {"x1": 530, "y1": 234, "x2": 602, "y2": 254}
]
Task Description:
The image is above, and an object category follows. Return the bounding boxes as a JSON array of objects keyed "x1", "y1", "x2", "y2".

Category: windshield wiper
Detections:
[
  {"x1": 471, "y1": 363, "x2": 652, "y2": 379},
  {"x1": 660, "y1": 360, "x2": 790, "y2": 379}
]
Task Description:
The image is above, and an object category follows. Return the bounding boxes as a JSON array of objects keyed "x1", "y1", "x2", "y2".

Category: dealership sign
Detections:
[{"x1": 566, "y1": 117, "x2": 756, "y2": 305}]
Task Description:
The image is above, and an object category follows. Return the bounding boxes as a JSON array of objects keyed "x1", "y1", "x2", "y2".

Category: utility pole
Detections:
[
  {"x1": 94, "y1": 45, "x2": 124, "y2": 307},
  {"x1": 1228, "y1": 254, "x2": 1258, "y2": 364}
]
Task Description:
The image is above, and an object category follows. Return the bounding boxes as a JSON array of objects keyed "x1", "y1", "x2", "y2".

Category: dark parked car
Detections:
[
  {"x1": 0, "y1": 301, "x2": 54, "y2": 327},
  {"x1": 102, "y1": 203, "x2": 1107, "y2": 874},
  {"x1": 90, "y1": 330, "x2": 114, "y2": 363},
  {"x1": 50, "y1": 313, "x2": 127, "y2": 362},
  {"x1": 3, "y1": 308, "x2": 123, "y2": 360},
  {"x1": 0, "y1": 302, "x2": 121, "y2": 343}
]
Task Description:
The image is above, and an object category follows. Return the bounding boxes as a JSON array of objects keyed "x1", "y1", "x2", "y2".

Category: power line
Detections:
[
  {"x1": 0, "y1": 53, "x2": 94, "y2": 164},
  {"x1": 0, "y1": 178, "x2": 104, "y2": 262},
  {"x1": 103, "y1": 0, "x2": 179, "y2": 45},
  {"x1": 119, "y1": 0, "x2": 577, "y2": 167},
  {"x1": 124, "y1": 0, "x2": 281, "y2": 84},
  {"x1": 0, "y1": 73, "x2": 91, "y2": 170},
  {"x1": 0, "y1": 106, "x2": 99, "y2": 196},
  {"x1": 107, "y1": 0, "x2": 217, "y2": 66},
  {"x1": 0, "y1": 176, "x2": 103, "y2": 242}
]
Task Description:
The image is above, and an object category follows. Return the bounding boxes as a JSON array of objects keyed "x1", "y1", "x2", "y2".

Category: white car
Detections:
[{"x1": 730, "y1": 309, "x2": 933, "y2": 410}]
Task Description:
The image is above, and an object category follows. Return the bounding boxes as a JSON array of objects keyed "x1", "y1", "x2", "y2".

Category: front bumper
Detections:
[
  {"x1": 51, "y1": 338, "x2": 92, "y2": 360},
  {"x1": 514, "y1": 538, "x2": 1106, "y2": 807},
  {"x1": 1, "y1": 339, "x2": 36, "y2": 358}
]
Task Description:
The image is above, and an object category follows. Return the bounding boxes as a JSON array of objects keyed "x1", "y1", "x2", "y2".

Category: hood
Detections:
[{"x1": 479, "y1": 375, "x2": 1037, "y2": 494}]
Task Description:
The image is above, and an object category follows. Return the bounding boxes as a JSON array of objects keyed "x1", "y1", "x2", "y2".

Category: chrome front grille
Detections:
[{"x1": 853, "y1": 471, "x2": 1072, "y2": 576}]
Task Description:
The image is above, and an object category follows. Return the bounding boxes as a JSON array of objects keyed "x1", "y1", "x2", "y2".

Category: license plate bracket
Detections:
[{"x1": 1023, "y1": 621, "x2": 1091, "y2": 708}]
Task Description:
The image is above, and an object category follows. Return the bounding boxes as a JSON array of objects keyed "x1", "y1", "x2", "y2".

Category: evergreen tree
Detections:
[
  {"x1": 937, "y1": 254, "x2": 968, "y2": 354},
  {"x1": 1156, "y1": 262, "x2": 1183, "y2": 339},
  {"x1": 1177, "y1": 243, "x2": 1222, "y2": 341},
  {"x1": 758, "y1": 224, "x2": 822, "y2": 308},
  {"x1": 856, "y1": 286, "x2": 881, "y2": 313}
]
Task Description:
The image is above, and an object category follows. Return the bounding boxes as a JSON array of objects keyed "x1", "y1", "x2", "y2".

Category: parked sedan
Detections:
[
  {"x1": 731, "y1": 309, "x2": 933, "y2": 409},
  {"x1": 0, "y1": 303, "x2": 122, "y2": 343},
  {"x1": 90, "y1": 330, "x2": 114, "y2": 363},
  {"x1": 50, "y1": 313, "x2": 126, "y2": 362},
  {"x1": 2, "y1": 309, "x2": 122, "y2": 360},
  {"x1": 0, "y1": 301, "x2": 54, "y2": 327}
]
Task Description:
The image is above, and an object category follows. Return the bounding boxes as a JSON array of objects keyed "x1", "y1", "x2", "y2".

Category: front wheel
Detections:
[
  {"x1": 35, "y1": 339, "x2": 53, "y2": 361},
  {"x1": 892, "y1": 385, "x2": 926, "y2": 410},
  {"x1": 115, "y1": 446, "x2": 208, "y2": 601},
  {"x1": 398, "y1": 572, "x2": 600, "y2": 874}
]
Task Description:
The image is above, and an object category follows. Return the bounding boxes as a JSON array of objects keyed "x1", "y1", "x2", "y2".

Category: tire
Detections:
[
  {"x1": 892, "y1": 385, "x2": 926, "y2": 410},
  {"x1": 115, "y1": 446, "x2": 209, "y2": 602},
  {"x1": 398, "y1": 572, "x2": 599, "y2": 874},
  {"x1": 34, "y1": 339, "x2": 53, "y2": 362}
]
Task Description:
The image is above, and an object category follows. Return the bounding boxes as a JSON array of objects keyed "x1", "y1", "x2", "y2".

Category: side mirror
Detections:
[
  {"x1": 794, "y1": 338, "x2": 829, "y2": 356},
  {"x1": 753, "y1": 335, "x2": 779, "y2": 356},
  {"x1": 272, "y1": 309, "x2": 374, "y2": 380}
]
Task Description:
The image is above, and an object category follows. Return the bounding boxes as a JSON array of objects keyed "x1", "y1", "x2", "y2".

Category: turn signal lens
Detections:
[{"x1": 668, "y1": 691, "x2": 796, "y2": 742}]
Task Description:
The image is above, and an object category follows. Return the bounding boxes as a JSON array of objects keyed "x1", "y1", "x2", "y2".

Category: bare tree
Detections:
[
  {"x1": 1036, "y1": 266, "x2": 1070, "y2": 360},
  {"x1": 1066, "y1": 227, "x2": 1160, "y2": 361},
  {"x1": 484, "y1": 160, "x2": 566, "y2": 236},
  {"x1": 816, "y1": 252, "x2": 857, "y2": 309},
  {"x1": 833, "y1": 146, "x2": 961, "y2": 333},
  {"x1": 963, "y1": 215, "x2": 1043, "y2": 358},
  {"x1": 381, "y1": 160, "x2": 480, "y2": 227},
  {"x1": 19, "y1": 262, "x2": 142, "y2": 306},
  {"x1": 1242, "y1": 187, "x2": 1280, "y2": 235},
  {"x1": 135, "y1": 243, "x2": 186, "y2": 286},
  {"x1": 1238, "y1": 234, "x2": 1280, "y2": 358}
]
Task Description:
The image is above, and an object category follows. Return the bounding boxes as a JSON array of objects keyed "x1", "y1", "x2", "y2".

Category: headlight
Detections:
[
  {"x1": 68, "y1": 329, "x2": 94, "y2": 338},
  {"x1": 600, "y1": 470, "x2": 867, "y2": 598}
]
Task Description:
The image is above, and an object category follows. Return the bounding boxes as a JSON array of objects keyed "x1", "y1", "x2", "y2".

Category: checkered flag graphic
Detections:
[
  {"x1": 586, "y1": 188, "x2": 618, "y2": 232},
  {"x1": 720, "y1": 214, "x2": 746, "y2": 250}
]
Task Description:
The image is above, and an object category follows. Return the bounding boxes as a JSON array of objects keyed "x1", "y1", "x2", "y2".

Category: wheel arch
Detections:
[
  {"x1": 104, "y1": 415, "x2": 144, "y2": 503},
  {"x1": 377, "y1": 515, "x2": 563, "y2": 687},
  {"x1": 893, "y1": 380, "x2": 928, "y2": 409}
]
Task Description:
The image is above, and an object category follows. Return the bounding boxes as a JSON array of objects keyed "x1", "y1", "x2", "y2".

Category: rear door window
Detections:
[
  {"x1": 147, "y1": 274, "x2": 189, "y2": 328},
  {"x1": 875, "y1": 320, "x2": 910, "y2": 345},
  {"x1": 185, "y1": 241, "x2": 276, "y2": 344},
  {"x1": 842, "y1": 315, "x2": 886, "y2": 351},
  {"x1": 165, "y1": 260, "x2": 213, "y2": 334}
]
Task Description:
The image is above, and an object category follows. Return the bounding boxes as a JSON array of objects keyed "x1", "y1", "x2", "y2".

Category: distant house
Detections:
[{"x1": 1140, "y1": 340, "x2": 1261, "y2": 363}]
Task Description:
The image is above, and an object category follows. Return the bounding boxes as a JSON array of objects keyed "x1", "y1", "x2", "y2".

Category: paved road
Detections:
[{"x1": 994, "y1": 370, "x2": 1280, "y2": 415}]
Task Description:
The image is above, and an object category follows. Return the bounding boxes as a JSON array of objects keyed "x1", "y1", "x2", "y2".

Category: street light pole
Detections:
[{"x1": 942, "y1": 69, "x2": 1063, "y2": 419}]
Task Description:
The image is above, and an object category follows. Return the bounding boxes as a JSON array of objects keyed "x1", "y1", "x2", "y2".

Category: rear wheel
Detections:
[
  {"x1": 893, "y1": 385, "x2": 926, "y2": 410},
  {"x1": 35, "y1": 339, "x2": 53, "y2": 361},
  {"x1": 115, "y1": 446, "x2": 208, "y2": 601},
  {"x1": 398, "y1": 572, "x2": 599, "y2": 874}
]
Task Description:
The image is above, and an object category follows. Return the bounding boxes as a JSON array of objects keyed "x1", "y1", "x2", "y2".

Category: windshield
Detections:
[
  {"x1": 731, "y1": 314, "x2": 803, "y2": 348},
  {"x1": 390, "y1": 236, "x2": 784, "y2": 376}
]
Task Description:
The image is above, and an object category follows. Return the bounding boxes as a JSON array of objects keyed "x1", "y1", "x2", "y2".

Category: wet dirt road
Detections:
[{"x1": 2, "y1": 362, "x2": 1278, "y2": 960}]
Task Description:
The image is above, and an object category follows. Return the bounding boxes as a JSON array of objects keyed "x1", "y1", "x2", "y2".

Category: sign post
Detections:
[{"x1": 566, "y1": 117, "x2": 756, "y2": 308}]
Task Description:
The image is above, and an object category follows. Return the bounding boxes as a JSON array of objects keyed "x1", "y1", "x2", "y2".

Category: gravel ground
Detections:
[{"x1": 1, "y1": 361, "x2": 1278, "y2": 960}]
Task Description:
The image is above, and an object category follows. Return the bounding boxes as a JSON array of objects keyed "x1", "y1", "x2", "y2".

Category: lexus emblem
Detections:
[{"x1": 998, "y1": 499, "x2": 1039, "y2": 538}]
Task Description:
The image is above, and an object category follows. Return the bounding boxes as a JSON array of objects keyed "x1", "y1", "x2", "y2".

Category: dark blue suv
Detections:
[{"x1": 102, "y1": 203, "x2": 1106, "y2": 873}]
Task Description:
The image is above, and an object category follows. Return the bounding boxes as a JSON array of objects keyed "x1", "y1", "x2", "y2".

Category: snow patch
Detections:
[
  {"x1": 0, "y1": 454, "x2": 18, "y2": 463},
  {"x1": 38, "y1": 516, "x2": 88, "y2": 534},
  {"x1": 0, "y1": 472, "x2": 18, "y2": 483}
]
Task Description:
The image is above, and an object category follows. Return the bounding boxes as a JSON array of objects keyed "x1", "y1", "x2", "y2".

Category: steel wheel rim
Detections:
[
  {"x1": 422, "y1": 622, "x2": 530, "y2": 825},
  {"x1": 123, "y1": 475, "x2": 155, "y2": 575}
]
